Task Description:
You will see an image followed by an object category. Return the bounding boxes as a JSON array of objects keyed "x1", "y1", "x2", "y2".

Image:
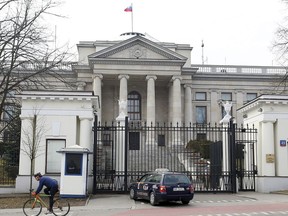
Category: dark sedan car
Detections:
[{"x1": 129, "y1": 169, "x2": 194, "y2": 206}]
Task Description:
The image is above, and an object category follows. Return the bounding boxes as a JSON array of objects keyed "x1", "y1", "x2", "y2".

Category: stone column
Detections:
[
  {"x1": 210, "y1": 90, "x2": 219, "y2": 124},
  {"x1": 92, "y1": 74, "x2": 103, "y2": 122},
  {"x1": 184, "y1": 84, "x2": 192, "y2": 126},
  {"x1": 115, "y1": 75, "x2": 129, "y2": 189},
  {"x1": 168, "y1": 84, "x2": 173, "y2": 124},
  {"x1": 219, "y1": 102, "x2": 232, "y2": 190},
  {"x1": 146, "y1": 75, "x2": 157, "y2": 145},
  {"x1": 260, "y1": 120, "x2": 276, "y2": 176},
  {"x1": 235, "y1": 91, "x2": 244, "y2": 124},
  {"x1": 79, "y1": 117, "x2": 93, "y2": 150},
  {"x1": 18, "y1": 116, "x2": 34, "y2": 175},
  {"x1": 171, "y1": 76, "x2": 182, "y2": 126},
  {"x1": 171, "y1": 76, "x2": 182, "y2": 146},
  {"x1": 116, "y1": 74, "x2": 129, "y2": 121},
  {"x1": 146, "y1": 75, "x2": 157, "y2": 125},
  {"x1": 79, "y1": 117, "x2": 93, "y2": 175}
]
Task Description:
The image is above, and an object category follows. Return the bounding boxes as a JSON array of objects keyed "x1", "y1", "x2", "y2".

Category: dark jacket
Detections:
[{"x1": 36, "y1": 176, "x2": 58, "y2": 194}]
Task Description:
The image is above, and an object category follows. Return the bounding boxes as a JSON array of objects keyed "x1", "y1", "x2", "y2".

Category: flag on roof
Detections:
[{"x1": 124, "y1": 5, "x2": 132, "y2": 12}]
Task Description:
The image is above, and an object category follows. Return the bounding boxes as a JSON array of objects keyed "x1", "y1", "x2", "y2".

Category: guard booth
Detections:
[{"x1": 57, "y1": 145, "x2": 92, "y2": 198}]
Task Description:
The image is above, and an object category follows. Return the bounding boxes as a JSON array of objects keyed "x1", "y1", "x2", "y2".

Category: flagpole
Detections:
[{"x1": 131, "y1": 3, "x2": 133, "y2": 32}]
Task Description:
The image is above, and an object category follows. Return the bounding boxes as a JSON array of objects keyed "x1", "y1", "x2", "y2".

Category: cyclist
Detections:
[{"x1": 32, "y1": 172, "x2": 59, "y2": 214}]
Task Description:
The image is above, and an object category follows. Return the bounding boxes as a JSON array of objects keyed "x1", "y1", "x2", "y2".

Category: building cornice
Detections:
[
  {"x1": 89, "y1": 58, "x2": 186, "y2": 67},
  {"x1": 16, "y1": 90, "x2": 98, "y2": 102},
  {"x1": 238, "y1": 94, "x2": 288, "y2": 112}
]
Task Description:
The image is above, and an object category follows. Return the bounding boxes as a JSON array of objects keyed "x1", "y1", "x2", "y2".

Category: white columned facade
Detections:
[
  {"x1": 146, "y1": 75, "x2": 157, "y2": 145},
  {"x1": 171, "y1": 76, "x2": 182, "y2": 126},
  {"x1": 184, "y1": 84, "x2": 192, "y2": 126},
  {"x1": 260, "y1": 120, "x2": 276, "y2": 176},
  {"x1": 93, "y1": 74, "x2": 103, "y2": 122}
]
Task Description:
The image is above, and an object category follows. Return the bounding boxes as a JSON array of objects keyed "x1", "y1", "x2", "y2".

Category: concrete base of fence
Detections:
[{"x1": 256, "y1": 176, "x2": 288, "y2": 193}]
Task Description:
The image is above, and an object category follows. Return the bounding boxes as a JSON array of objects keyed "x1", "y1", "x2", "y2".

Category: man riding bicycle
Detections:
[{"x1": 32, "y1": 172, "x2": 59, "y2": 214}]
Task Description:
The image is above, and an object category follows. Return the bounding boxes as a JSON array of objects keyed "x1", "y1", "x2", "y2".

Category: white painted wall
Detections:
[
  {"x1": 14, "y1": 91, "x2": 98, "y2": 193},
  {"x1": 239, "y1": 95, "x2": 288, "y2": 192}
]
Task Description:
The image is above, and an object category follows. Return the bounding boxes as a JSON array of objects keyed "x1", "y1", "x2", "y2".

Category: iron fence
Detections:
[{"x1": 94, "y1": 119, "x2": 257, "y2": 193}]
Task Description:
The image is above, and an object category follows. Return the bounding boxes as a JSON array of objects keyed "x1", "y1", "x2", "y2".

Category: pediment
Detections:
[{"x1": 88, "y1": 36, "x2": 187, "y2": 64}]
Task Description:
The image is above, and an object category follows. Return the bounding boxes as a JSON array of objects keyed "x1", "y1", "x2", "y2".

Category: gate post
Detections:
[
  {"x1": 92, "y1": 114, "x2": 98, "y2": 194},
  {"x1": 124, "y1": 116, "x2": 128, "y2": 192},
  {"x1": 229, "y1": 118, "x2": 237, "y2": 193}
]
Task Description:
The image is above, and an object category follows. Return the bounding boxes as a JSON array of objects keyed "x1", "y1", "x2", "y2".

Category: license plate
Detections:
[{"x1": 173, "y1": 187, "x2": 184, "y2": 191}]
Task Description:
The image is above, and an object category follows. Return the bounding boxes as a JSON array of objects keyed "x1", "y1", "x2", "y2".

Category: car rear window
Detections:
[{"x1": 163, "y1": 174, "x2": 191, "y2": 184}]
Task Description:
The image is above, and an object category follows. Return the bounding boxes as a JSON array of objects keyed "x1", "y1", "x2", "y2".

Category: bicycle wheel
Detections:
[
  {"x1": 23, "y1": 198, "x2": 42, "y2": 216},
  {"x1": 52, "y1": 198, "x2": 70, "y2": 216}
]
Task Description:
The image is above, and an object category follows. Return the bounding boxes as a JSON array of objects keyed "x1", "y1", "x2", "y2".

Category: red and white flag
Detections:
[{"x1": 124, "y1": 5, "x2": 132, "y2": 12}]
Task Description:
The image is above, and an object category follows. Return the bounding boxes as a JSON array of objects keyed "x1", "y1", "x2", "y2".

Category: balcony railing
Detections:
[
  {"x1": 10, "y1": 61, "x2": 75, "y2": 71},
  {"x1": 192, "y1": 64, "x2": 287, "y2": 75}
]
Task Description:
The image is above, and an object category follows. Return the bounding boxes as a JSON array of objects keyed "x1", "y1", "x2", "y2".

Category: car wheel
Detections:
[
  {"x1": 182, "y1": 200, "x2": 190, "y2": 205},
  {"x1": 129, "y1": 188, "x2": 137, "y2": 200},
  {"x1": 149, "y1": 192, "x2": 158, "y2": 206}
]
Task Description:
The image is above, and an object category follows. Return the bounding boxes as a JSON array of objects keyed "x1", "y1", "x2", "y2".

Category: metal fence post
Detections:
[
  {"x1": 124, "y1": 116, "x2": 128, "y2": 192},
  {"x1": 229, "y1": 118, "x2": 237, "y2": 193},
  {"x1": 92, "y1": 114, "x2": 98, "y2": 194}
]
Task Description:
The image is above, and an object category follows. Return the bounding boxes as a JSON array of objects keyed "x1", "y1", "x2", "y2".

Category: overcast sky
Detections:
[{"x1": 48, "y1": 0, "x2": 286, "y2": 66}]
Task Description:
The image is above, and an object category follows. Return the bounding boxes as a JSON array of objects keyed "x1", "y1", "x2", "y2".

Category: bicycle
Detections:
[{"x1": 23, "y1": 190, "x2": 70, "y2": 216}]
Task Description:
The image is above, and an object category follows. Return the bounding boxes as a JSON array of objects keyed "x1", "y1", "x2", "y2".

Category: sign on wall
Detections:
[
  {"x1": 280, "y1": 140, "x2": 287, "y2": 147},
  {"x1": 266, "y1": 154, "x2": 275, "y2": 163}
]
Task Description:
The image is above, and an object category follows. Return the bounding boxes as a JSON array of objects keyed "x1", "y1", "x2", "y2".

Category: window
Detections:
[
  {"x1": 129, "y1": 132, "x2": 140, "y2": 150},
  {"x1": 65, "y1": 153, "x2": 83, "y2": 175},
  {"x1": 102, "y1": 132, "x2": 112, "y2": 146},
  {"x1": 128, "y1": 91, "x2": 141, "y2": 120},
  {"x1": 221, "y1": 92, "x2": 232, "y2": 101},
  {"x1": 2, "y1": 104, "x2": 14, "y2": 121},
  {"x1": 46, "y1": 139, "x2": 65, "y2": 173},
  {"x1": 158, "y1": 135, "x2": 165, "y2": 146},
  {"x1": 196, "y1": 106, "x2": 207, "y2": 124},
  {"x1": 197, "y1": 133, "x2": 207, "y2": 141},
  {"x1": 7, "y1": 90, "x2": 15, "y2": 98},
  {"x1": 139, "y1": 174, "x2": 150, "y2": 182},
  {"x1": 147, "y1": 174, "x2": 161, "y2": 183},
  {"x1": 195, "y1": 92, "x2": 206, "y2": 101},
  {"x1": 246, "y1": 93, "x2": 257, "y2": 102}
]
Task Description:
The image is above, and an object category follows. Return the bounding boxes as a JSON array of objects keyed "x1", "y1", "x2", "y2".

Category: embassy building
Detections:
[{"x1": 8, "y1": 33, "x2": 288, "y2": 195}]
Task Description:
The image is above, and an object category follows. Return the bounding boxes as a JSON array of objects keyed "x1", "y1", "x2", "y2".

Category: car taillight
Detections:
[
  {"x1": 188, "y1": 185, "x2": 194, "y2": 193},
  {"x1": 159, "y1": 185, "x2": 166, "y2": 193}
]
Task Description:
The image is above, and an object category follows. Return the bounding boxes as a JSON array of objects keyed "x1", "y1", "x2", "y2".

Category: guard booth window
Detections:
[{"x1": 65, "y1": 153, "x2": 83, "y2": 175}]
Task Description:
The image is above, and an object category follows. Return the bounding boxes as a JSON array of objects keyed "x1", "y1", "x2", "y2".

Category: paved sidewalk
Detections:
[
  {"x1": 86, "y1": 194, "x2": 135, "y2": 209},
  {"x1": 1, "y1": 191, "x2": 288, "y2": 215},
  {"x1": 83, "y1": 191, "x2": 288, "y2": 211}
]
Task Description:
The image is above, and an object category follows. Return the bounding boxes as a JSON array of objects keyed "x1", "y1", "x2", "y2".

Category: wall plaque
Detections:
[{"x1": 266, "y1": 154, "x2": 275, "y2": 163}]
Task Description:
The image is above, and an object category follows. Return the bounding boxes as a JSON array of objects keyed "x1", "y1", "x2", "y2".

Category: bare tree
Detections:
[
  {"x1": 0, "y1": 0, "x2": 75, "y2": 133},
  {"x1": 21, "y1": 113, "x2": 46, "y2": 194},
  {"x1": 271, "y1": 1, "x2": 288, "y2": 93}
]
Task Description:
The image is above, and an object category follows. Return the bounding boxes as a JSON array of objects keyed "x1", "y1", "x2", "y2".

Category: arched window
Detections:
[{"x1": 128, "y1": 91, "x2": 141, "y2": 120}]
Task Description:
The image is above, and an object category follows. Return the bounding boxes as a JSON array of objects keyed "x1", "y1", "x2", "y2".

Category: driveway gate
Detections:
[{"x1": 93, "y1": 118, "x2": 257, "y2": 193}]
